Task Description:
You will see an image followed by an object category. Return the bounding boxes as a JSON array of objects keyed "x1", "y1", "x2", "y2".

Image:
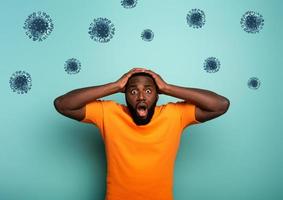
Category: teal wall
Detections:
[{"x1": 1, "y1": 0, "x2": 282, "y2": 199}]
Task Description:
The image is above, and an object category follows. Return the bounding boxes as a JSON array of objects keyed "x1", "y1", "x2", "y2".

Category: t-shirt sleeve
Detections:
[
  {"x1": 174, "y1": 101, "x2": 201, "y2": 129},
  {"x1": 80, "y1": 100, "x2": 104, "y2": 131}
]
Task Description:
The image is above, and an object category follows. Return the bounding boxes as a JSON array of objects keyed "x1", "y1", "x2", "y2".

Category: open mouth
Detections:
[{"x1": 136, "y1": 103, "x2": 148, "y2": 118}]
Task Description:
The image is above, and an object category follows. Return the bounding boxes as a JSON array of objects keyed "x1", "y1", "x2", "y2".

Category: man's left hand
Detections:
[{"x1": 144, "y1": 69, "x2": 168, "y2": 94}]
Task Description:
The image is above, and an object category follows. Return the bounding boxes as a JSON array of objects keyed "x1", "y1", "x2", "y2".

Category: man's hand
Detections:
[
  {"x1": 144, "y1": 69, "x2": 169, "y2": 94},
  {"x1": 115, "y1": 68, "x2": 147, "y2": 93}
]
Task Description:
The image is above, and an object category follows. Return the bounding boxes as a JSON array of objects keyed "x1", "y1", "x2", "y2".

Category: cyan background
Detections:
[{"x1": 1, "y1": 0, "x2": 282, "y2": 199}]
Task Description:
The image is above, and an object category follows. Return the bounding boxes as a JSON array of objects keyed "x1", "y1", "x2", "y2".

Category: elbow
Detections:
[
  {"x1": 219, "y1": 98, "x2": 230, "y2": 114},
  {"x1": 54, "y1": 97, "x2": 65, "y2": 114}
]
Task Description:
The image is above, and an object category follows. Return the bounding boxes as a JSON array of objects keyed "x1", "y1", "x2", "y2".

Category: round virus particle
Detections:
[
  {"x1": 9, "y1": 71, "x2": 32, "y2": 94},
  {"x1": 186, "y1": 9, "x2": 206, "y2": 29},
  {"x1": 203, "y1": 57, "x2": 220, "y2": 73},
  {"x1": 121, "y1": 0, "x2": 137, "y2": 9},
  {"x1": 64, "y1": 58, "x2": 81, "y2": 74},
  {"x1": 141, "y1": 29, "x2": 154, "y2": 42},
  {"x1": 247, "y1": 77, "x2": 261, "y2": 89},
  {"x1": 88, "y1": 18, "x2": 115, "y2": 43},
  {"x1": 23, "y1": 11, "x2": 54, "y2": 41},
  {"x1": 240, "y1": 11, "x2": 264, "y2": 33}
]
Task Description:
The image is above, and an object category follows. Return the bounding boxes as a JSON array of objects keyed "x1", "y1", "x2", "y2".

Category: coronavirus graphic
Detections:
[
  {"x1": 121, "y1": 0, "x2": 137, "y2": 9},
  {"x1": 247, "y1": 77, "x2": 261, "y2": 89},
  {"x1": 9, "y1": 71, "x2": 32, "y2": 94},
  {"x1": 186, "y1": 9, "x2": 206, "y2": 28},
  {"x1": 88, "y1": 18, "x2": 115, "y2": 43},
  {"x1": 240, "y1": 11, "x2": 264, "y2": 33},
  {"x1": 203, "y1": 57, "x2": 220, "y2": 73},
  {"x1": 64, "y1": 58, "x2": 81, "y2": 74},
  {"x1": 23, "y1": 11, "x2": 54, "y2": 41},
  {"x1": 141, "y1": 29, "x2": 154, "y2": 42}
]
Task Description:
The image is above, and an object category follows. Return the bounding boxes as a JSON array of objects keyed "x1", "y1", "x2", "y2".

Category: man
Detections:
[{"x1": 54, "y1": 68, "x2": 230, "y2": 200}]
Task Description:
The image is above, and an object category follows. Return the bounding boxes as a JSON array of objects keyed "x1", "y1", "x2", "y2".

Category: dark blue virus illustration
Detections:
[
  {"x1": 9, "y1": 71, "x2": 32, "y2": 94},
  {"x1": 203, "y1": 57, "x2": 220, "y2": 73},
  {"x1": 64, "y1": 58, "x2": 81, "y2": 74},
  {"x1": 240, "y1": 11, "x2": 264, "y2": 33},
  {"x1": 121, "y1": 0, "x2": 137, "y2": 9},
  {"x1": 141, "y1": 29, "x2": 154, "y2": 42},
  {"x1": 88, "y1": 18, "x2": 115, "y2": 43},
  {"x1": 23, "y1": 11, "x2": 54, "y2": 41},
  {"x1": 247, "y1": 77, "x2": 261, "y2": 89},
  {"x1": 186, "y1": 9, "x2": 206, "y2": 29}
]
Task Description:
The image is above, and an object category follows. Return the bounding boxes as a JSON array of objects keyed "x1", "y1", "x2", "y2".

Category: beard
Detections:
[{"x1": 126, "y1": 98, "x2": 158, "y2": 126}]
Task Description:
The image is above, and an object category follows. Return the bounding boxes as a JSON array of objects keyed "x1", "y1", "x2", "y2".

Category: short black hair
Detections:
[{"x1": 125, "y1": 72, "x2": 157, "y2": 90}]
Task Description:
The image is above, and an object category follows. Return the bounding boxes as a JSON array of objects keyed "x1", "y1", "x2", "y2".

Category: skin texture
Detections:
[
  {"x1": 54, "y1": 67, "x2": 230, "y2": 123},
  {"x1": 125, "y1": 73, "x2": 159, "y2": 125}
]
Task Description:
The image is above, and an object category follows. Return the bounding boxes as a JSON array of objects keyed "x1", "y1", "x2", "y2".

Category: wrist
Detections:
[
  {"x1": 159, "y1": 83, "x2": 170, "y2": 94},
  {"x1": 112, "y1": 81, "x2": 124, "y2": 93}
]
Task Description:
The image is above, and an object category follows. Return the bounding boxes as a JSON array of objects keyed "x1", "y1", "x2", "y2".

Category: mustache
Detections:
[{"x1": 126, "y1": 98, "x2": 157, "y2": 125}]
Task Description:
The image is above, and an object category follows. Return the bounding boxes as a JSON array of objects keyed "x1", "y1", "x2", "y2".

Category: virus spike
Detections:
[
  {"x1": 203, "y1": 57, "x2": 220, "y2": 73},
  {"x1": 240, "y1": 11, "x2": 264, "y2": 33},
  {"x1": 9, "y1": 71, "x2": 32, "y2": 94},
  {"x1": 121, "y1": 0, "x2": 137, "y2": 9},
  {"x1": 247, "y1": 77, "x2": 261, "y2": 89},
  {"x1": 23, "y1": 11, "x2": 54, "y2": 41},
  {"x1": 141, "y1": 29, "x2": 154, "y2": 42},
  {"x1": 64, "y1": 58, "x2": 81, "y2": 74},
  {"x1": 88, "y1": 18, "x2": 115, "y2": 43},
  {"x1": 186, "y1": 9, "x2": 206, "y2": 29}
]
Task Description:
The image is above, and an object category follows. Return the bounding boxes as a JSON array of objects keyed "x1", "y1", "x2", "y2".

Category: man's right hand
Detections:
[
  {"x1": 115, "y1": 68, "x2": 147, "y2": 93},
  {"x1": 54, "y1": 67, "x2": 147, "y2": 121}
]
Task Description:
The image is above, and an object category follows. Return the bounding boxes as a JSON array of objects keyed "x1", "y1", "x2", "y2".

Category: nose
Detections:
[{"x1": 137, "y1": 91, "x2": 145, "y2": 101}]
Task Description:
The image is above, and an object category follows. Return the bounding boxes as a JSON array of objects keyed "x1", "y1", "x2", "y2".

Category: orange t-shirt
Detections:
[{"x1": 82, "y1": 100, "x2": 200, "y2": 200}]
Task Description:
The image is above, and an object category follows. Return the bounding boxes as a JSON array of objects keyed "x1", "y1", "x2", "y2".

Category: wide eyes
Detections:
[
  {"x1": 130, "y1": 89, "x2": 152, "y2": 95},
  {"x1": 145, "y1": 89, "x2": 151, "y2": 94},
  {"x1": 131, "y1": 90, "x2": 138, "y2": 95}
]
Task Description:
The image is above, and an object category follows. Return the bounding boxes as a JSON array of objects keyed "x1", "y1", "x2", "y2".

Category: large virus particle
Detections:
[
  {"x1": 64, "y1": 58, "x2": 81, "y2": 74},
  {"x1": 9, "y1": 71, "x2": 32, "y2": 94},
  {"x1": 203, "y1": 57, "x2": 220, "y2": 73},
  {"x1": 141, "y1": 29, "x2": 154, "y2": 42},
  {"x1": 23, "y1": 11, "x2": 54, "y2": 41},
  {"x1": 240, "y1": 11, "x2": 264, "y2": 33},
  {"x1": 88, "y1": 18, "x2": 115, "y2": 43},
  {"x1": 121, "y1": 0, "x2": 137, "y2": 9},
  {"x1": 186, "y1": 9, "x2": 206, "y2": 29},
  {"x1": 247, "y1": 77, "x2": 261, "y2": 89}
]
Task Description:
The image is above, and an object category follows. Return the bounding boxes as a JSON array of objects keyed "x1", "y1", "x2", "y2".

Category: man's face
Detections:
[{"x1": 125, "y1": 75, "x2": 158, "y2": 126}]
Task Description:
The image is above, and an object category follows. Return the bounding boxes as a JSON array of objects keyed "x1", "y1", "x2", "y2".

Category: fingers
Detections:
[
  {"x1": 126, "y1": 67, "x2": 156, "y2": 79},
  {"x1": 126, "y1": 68, "x2": 147, "y2": 77},
  {"x1": 144, "y1": 69, "x2": 158, "y2": 78},
  {"x1": 130, "y1": 68, "x2": 147, "y2": 73}
]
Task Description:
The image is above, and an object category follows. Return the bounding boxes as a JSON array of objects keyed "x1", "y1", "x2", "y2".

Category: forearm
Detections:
[
  {"x1": 55, "y1": 82, "x2": 120, "y2": 110},
  {"x1": 163, "y1": 84, "x2": 229, "y2": 112}
]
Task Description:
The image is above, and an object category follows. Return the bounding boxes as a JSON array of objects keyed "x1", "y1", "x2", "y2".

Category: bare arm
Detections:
[
  {"x1": 144, "y1": 69, "x2": 230, "y2": 122},
  {"x1": 163, "y1": 85, "x2": 230, "y2": 122},
  {"x1": 53, "y1": 68, "x2": 145, "y2": 121}
]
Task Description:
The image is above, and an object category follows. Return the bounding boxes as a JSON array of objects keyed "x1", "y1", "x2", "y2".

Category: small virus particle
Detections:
[
  {"x1": 203, "y1": 57, "x2": 220, "y2": 73},
  {"x1": 88, "y1": 18, "x2": 115, "y2": 43},
  {"x1": 9, "y1": 71, "x2": 32, "y2": 94},
  {"x1": 121, "y1": 0, "x2": 137, "y2": 9},
  {"x1": 64, "y1": 58, "x2": 81, "y2": 74},
  {"x1": 141, "y1": 29, "x2": 154, "y2": 42},
  {"x1": 240, "y1": 11, "x2": 264, "y2": 33},
  {"x1": 23, "y1": 11, "x2": 54, "y2": 41},
  {"x1": 186, "y1": 9, "x2": 206, "y2": 29},
  {"x1": 247, "y1": 77, "x2": 261, "y2": 89}
]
